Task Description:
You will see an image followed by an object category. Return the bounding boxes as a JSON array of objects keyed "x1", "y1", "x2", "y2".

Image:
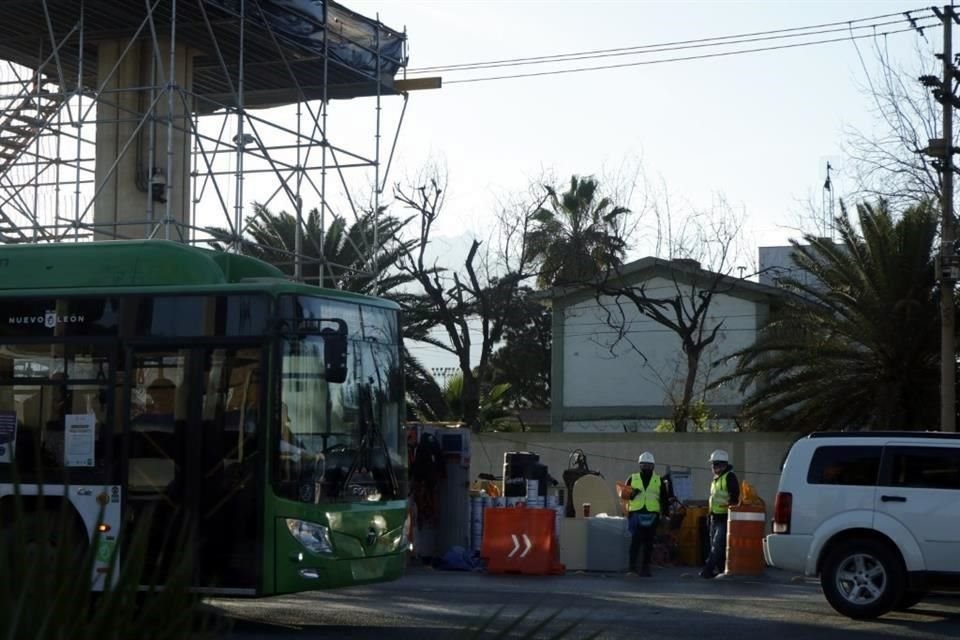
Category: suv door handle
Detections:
[{"x1": 881, "y1": 495, "x2": 907, "y2": 503}]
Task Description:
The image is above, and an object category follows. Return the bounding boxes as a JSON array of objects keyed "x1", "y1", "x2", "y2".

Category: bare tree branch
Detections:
[
  {"x1": 844, "y1": 34, "x2": 945, "y2": 207},
  {"x1": 584, "y1": 197, "x2": 744, "y2": 432},
  {"x1": 393, "y1": 168, "x2": 536, "y2": 429}
]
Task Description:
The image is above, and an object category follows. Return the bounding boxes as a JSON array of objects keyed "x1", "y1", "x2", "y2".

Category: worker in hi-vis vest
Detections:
[
  {"x1": 700, "y1": 449, "x2": 740, "y2": 579},
  {"x1": 624, "y1": 451, "x2": 670, "y2": 577}
]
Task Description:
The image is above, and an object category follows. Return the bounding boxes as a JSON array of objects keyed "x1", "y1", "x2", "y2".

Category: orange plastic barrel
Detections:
[
  {"x1": 676, "y1": 506, "x2": 708, "y2": 566},
  {"x1": 725, "y1": 503, "x2": 766, "y2": 576}
]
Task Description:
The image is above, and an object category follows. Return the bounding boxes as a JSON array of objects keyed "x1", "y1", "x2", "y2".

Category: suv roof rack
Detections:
[{"x1": 808, "y1": 431, "x2": 960, "y2": 440}]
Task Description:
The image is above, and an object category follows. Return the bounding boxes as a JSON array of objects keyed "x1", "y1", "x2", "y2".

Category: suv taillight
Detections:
[{"x1": 773, "y1": 491, "x2": 792, "y2": 534}]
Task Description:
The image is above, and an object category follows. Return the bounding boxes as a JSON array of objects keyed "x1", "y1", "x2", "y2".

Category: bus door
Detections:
[{"x1": 125, "y1": 345, "x2": 263, "y2": 591}]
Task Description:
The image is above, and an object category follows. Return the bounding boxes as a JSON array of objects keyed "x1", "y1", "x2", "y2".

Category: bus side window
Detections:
[
  {"x1": 41, "y1": 384, "x2": 66, "y2": 467},
  {"x1": 147, "y1": 377, "x2": 176, "y2": 421},
  {"x1": 10, "y1": 389, "x2": 40, "y2": 472},
  {"x1": 128, "y1": 376, "x2": 178, "y2": 495},
  {"x1": 224, "y1": 366, "x2": 258, "y2": 466}
]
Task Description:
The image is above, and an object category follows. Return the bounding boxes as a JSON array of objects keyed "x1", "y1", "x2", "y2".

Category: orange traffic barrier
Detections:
[
  {"x1": 725, "y1": 503, "x2": 766, "y2": 576},
  {"x1": 481, "y1": 507, "x2": 565, "y2": 575}
]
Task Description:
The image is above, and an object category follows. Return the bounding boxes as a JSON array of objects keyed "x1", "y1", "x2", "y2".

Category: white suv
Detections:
[{"x1": 764, "y1": 432, "x2": 960, "y2": 619}]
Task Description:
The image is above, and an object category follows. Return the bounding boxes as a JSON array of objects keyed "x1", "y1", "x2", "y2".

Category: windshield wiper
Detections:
[{"x1": 341, "y1": 384, "x2": 400, "y2": 500}]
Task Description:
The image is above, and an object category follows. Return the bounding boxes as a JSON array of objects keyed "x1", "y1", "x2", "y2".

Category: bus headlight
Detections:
[
  {"x1": 398, "y1": 513, "x2": 411, "y2": 550},
  {"x1": 285, "y1": 519, "x2": 334, "y2": 555}
]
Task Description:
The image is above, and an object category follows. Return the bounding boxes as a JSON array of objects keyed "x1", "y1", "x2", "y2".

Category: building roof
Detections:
[{"x1": 536, "y1": 257, "x2": 789, "y2": 307}]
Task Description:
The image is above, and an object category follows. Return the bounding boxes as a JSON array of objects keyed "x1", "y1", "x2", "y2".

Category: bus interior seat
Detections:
[
  {"x1": 128, "y1": 457, "x2": 177, "y2": 495},
  {"x1": 129, "y1": 377, "x2": 179, "y2": 495}
]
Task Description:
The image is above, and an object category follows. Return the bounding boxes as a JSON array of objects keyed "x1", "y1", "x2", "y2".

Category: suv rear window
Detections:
[
  {"x1": 883, "y1": 446, "x2": 960, "y2": 490},
  {"x1": 807, "y1": 445, "x2": 882, "y2": 486}
]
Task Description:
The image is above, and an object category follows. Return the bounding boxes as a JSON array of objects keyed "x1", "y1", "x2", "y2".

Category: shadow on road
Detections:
[{"x1": 210, "y1": 567, "x2": 960, "y2": 640}]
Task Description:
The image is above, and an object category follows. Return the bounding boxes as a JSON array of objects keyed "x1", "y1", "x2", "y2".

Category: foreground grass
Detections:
[{"x1": 0, "y1": 494, "x2": 218, "y2": 640}]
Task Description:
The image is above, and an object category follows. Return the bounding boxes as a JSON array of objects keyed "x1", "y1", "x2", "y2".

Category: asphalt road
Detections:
[{"x1": 208, "y1": 566, "x2": 960, "y2": 639}]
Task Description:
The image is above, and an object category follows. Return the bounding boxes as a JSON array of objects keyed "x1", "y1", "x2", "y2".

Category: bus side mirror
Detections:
[{"x1": 321, "y1": 325, "x2": 348, "y2": 383}]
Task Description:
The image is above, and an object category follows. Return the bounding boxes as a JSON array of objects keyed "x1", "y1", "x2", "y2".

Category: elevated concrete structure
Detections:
[
  {"x1": 93, "y1": 39, "x2": 195, "y2": 240},
  {"x1": 0, "y1": 0, "x2": 411, "y2": 283}
]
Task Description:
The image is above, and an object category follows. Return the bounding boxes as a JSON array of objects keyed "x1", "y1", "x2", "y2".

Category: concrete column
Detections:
[{"x1": 93, "y1": 38, "x2": 194, "y2": 241}]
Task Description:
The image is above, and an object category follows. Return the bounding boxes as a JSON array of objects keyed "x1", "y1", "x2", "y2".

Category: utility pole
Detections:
[
  {"x1": 942, "y1": 6, "x2": 957, "y2": 432},
  {"x1": 930, "y1": 6, "x2": 959, "y2": 431}
]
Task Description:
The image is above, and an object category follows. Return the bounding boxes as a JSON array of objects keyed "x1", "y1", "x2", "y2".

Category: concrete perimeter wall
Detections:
[{"x1": 471, "y1": 432, "x2": 803, "y2": 510}]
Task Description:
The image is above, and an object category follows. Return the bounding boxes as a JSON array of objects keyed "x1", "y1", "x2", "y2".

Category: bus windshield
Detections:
[{"x1": 277, "y1": 298, "x2": 404, "y2": 504}]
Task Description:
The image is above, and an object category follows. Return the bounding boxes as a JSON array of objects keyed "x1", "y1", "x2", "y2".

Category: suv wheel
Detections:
[{"x1": 820, "y1": 538, "x2": 904, "y2": 619}]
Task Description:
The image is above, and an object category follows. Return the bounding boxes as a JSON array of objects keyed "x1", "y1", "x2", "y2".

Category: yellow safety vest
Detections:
[
  {"x1": 710, "y1": 471, "x2": 730, "y2": 515},
  {"x1": 628, "y1": 472, "x2": 662, "y2": 513}
]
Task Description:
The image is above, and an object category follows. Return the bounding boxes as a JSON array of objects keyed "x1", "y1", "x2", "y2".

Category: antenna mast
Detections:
[{"x1": 822, "y1": 162, "x2": 835, "y2": 239}]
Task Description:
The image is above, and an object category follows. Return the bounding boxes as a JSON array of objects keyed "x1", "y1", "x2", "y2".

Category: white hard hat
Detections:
[
  {"x1": 709, "y1": 449, "x2": 729, "y2": 464},
  {"x1": 638, "y1": 451, "x2": 655, "y2": 464}
]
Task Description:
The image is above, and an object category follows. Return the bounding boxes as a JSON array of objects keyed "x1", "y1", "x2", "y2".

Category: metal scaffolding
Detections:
[{"x1": 0, "y1": 0, "x2": 410, "y2": 285}]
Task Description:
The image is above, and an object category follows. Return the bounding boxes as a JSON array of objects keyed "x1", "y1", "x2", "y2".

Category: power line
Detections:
[
  {"x1": 441, "y1": 25, "x2": 932, "y2": 86},
  {"x1": 409, "y1": 12, "x2": 931, "y2": 75}
]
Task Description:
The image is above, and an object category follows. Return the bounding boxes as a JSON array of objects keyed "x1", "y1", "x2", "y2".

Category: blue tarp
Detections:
[
  {"x1": 205, "y1": 0, "x2": 405, "y2": 76},
  {"x1": 436, "y1": 546, "x2": 484, "y2": 572}
]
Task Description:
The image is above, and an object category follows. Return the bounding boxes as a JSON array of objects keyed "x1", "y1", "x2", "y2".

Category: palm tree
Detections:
[
  {"x1": 206, "y1": 204, "x2": 449, "y2": 420},
  {"x1": 525, "y1": 175, "x2": 630, "y2": 288},
  {"x1": 207, "y1": 203, "x2": 412, "y2": 295},
  {"x1": 442, "y1": 372, "x2": 512, "y2": 429},
  {"x1": 717, "y1": 201, "x2": 941, "y2": 431}
]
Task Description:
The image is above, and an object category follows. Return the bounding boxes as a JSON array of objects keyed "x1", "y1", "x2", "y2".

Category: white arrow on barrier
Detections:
[
  {"x1": 507, "y1": 533, "x2": 533, "y2": 559},
  {"x1": 519, "y1": 534, "x2": 532, "y2": 558},
  {"x1": 508, "y1": 534, "x2": 521, "y2": 558}
]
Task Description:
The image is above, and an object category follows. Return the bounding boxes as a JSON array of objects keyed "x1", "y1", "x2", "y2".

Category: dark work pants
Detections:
[
  {"x1": 628, "y1": 513, "x2": 659, "y2": 571},
  {"x1": 705, "y1": 514, "x2": 728, "y2": 574}
]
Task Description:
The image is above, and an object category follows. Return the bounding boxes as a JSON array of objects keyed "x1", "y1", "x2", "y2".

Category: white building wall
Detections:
[
  {"x1": 759, "y1": 245, "x2": 825, "y2": 291},
  {"x1": 562, "y1": 275, "x2": 761, "y2": 410},
  {"x1": 758, "y1": 246, "x2": 795, "y2": 287}
]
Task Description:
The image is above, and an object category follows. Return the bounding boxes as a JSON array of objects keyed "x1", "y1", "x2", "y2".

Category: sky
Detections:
[
  {"x1": 345, "y1": 0, "x2": 937, "y2": 241},
  {"x1": 335, "y1": 0, "x2": 941, "y2": 374},
  {"x1": 0, "y1": 2, "x2": 940, "y2": 379}
]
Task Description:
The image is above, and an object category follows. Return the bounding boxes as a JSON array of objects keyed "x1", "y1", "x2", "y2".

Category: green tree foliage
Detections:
[
  {"x1": 488, "y1": 287, "x2": 551, "y2": 408},
  {"x1": 654, "y1": 401, "x2": 724, "y2": 432},
  {"x1": 526, "y1": 175, "x2": 630, "y2": 288},
  {"x1": 207, "y1": 203, "x2": 413, "y2": 293},
  {"x1": 716, "y1": 201, "x2": 940, "y2": 431},
  {"x1": 404, "y1": 353, "x2": 450, "y2": 422},
  {"x1": 442, "y1": 372, "x2": 512, "y2": 429}
]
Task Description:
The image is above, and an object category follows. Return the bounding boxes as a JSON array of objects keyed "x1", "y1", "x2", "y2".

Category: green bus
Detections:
[{"x1": 0, "y1": 240, "x2": 408, "y2": 595}]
